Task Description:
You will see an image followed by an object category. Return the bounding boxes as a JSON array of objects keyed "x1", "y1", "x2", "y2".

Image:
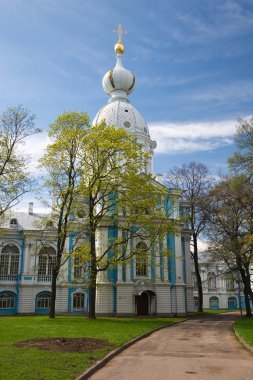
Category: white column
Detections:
[
  {"x1": 155, "y1": 243, "x2": 160, "y2": 282},
  {"x1": 184, "y1": 233, "x2": 192, "y2": 286},
  {"x1": 163, "y1": 236, "x2": 169, "y2": 281},
  {"x1": 125, "y1": 243, "x2": 132, "y2": 282},
  {"x1": 175, "y1": 234, "x2": 183, "y2": 284}
]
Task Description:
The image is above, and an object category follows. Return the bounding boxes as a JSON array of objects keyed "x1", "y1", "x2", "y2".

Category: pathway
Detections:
[{"x1": 89, "y1": 313, "x2": 253, "y2": 380}]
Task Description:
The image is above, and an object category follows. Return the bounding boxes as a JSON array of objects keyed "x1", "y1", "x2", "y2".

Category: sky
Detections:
[{"x1": 0, "y1": 0, "x2": 253, "y2": 210}]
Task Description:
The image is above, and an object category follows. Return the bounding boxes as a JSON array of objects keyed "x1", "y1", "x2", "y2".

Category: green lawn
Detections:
[
  {"x1": 0, "y1": 316, "x2": 183, "y2": 380},
  {"x1": 203, "y1": 309, "x2": 233, "y2": 314},
  {"x1": 234, "y1": 317, "x2": 253, "y2": 346},
  {"x1": 194, "y1": 309, "x2": 233, "y2": 314}
]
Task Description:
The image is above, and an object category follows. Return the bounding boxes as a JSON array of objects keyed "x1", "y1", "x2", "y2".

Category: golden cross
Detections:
[{"x1": 113, "y1": 24, "x2": 127, "y2": 42}]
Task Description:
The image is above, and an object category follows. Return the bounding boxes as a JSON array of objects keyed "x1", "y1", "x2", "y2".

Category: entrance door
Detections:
[{"x1": 136, "y1": 292, "x2": 149, "y2": 315}]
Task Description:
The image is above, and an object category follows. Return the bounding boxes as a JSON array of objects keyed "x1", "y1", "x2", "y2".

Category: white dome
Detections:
[
  {"x1": 102, "y1": 54, "x2": 135, "y2": 96},
  {"x1": 92, "y1": 100, "x2": 150, "y2": 137},
  {"x1": 92, "y1": 34, "x2": 157, "y2": 174}
]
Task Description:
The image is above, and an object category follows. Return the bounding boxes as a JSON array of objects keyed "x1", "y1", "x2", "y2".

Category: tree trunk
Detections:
[
  {"x1": 89, "y1": 274, "x2": 97, "y2": 319},
  {"x1": 241, "y1": 269, "x2": 252, "y2": 317},
  {"x1": 49, "y1": 269, "x2": 57, "y2": 318},
  {"x1": 245, "y1": 266, "x2": 253, "y2": 304},
  {"x1": 88, "y1": 231, "x2": 97, "y2": 319},
  {"x1": 192, "y1": 233, "x2": 203, "y2": 312},
  {"x1": 243, "y1": 286, "x2": 252, "y2": 317}
]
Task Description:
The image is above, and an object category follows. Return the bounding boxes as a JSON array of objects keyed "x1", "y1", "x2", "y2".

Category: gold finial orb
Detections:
[
  {"x1": 115, "y1": 40, "x2": 125, "y2": 54},
  {"x1": 113, "y1": 24, "x2": 127, "y2": 55}
]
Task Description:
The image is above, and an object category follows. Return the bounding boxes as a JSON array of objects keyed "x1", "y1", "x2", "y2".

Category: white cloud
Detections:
[
  {"x1": 19, "y1": 131, "x2": 50, "y2": 173},
  {"x1": 20, "y1": 117, "x2": 241, "y2": 161},
  {"x1": 196, "y1": 240, "x2": 208, "y2": 253},
  {"x1": 149, "y1": 118, "x2": 239, "y2": 154}
]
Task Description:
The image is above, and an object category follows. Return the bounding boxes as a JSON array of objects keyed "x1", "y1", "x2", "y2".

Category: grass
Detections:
[
  {"x1": 0, "y1": 316, "x2": 183, "y2": 380},
  {"x1": 234, "y1": 317, "x2": 253, "y2": 346},
  {"x1": 203, "y1": 309, "x2": 233, "y2": 314},
  {"x1": 194, "y1": 309, "x2": 233, "y2": 314}
]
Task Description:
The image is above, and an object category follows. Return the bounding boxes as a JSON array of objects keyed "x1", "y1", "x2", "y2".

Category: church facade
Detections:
[
  {"x1": 0, "y1": 28, "x2": 194, "y2": 316},
  {"x1": 191, "y1": 252, "x2": 252, "y2": 311}
]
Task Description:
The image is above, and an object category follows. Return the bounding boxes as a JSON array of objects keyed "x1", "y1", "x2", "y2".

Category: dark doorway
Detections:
[{"x1": 136, "y1": 292, "x2": 149, "y2": 315}]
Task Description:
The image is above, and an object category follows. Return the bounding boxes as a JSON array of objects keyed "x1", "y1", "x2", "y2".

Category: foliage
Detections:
[
  {"x1": 38, "y1": 111, "x2": 90, "y2": 318},
  {"x1": 71, "y1": 121, "x2": 177, "y2": 318},
  {"x1": 228, "y1": 116, "x2": 253, "y2": 176},
  {"x1": 166, "y1": 162, "x2": 212, "y2": 312},
  {"x1": 206, "y1": 174, "x2": 253, "y2": 316},
  {"x1": 0, "y1": 316, "x2": 183, "y2": 380},
  {"x1": 39, "y1": 114, "x2": 177, "y2": 318},
  {"x1": 234, "y1": 317, "x2": 253, "y2": 346},
  {"x1": 0, "y1": 105, "x2": 40, "y2": 217}
]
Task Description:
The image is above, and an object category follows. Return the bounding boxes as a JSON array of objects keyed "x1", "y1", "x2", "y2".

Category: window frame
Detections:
[
  {"x1": 73, "y1": 292, "x2": 85, "y2": 310},
  {"x1": 207, "y1": 272, "x2": 217, "y2": 290},
  {"x1": 0, "y1": 291, "x2": 16, "y2": 309},
  {"x1": 135, "y1": 242, "x2": 148, "y2": 277},
  {"x1": 10, "y1": 218, "x2": 18, "y2": 226},
  {"x1": 73, "y1": 256, "x2": 83, "y2": 280},
  {"x1": 0, "y1": 245, "x2": 20, "y2": 278},
  {"x1": 36, "y1": 292, "x2": 52, "y2": 309},
  {"x1": 37, "y1": 246, "x2": 57, "y2": 278}
]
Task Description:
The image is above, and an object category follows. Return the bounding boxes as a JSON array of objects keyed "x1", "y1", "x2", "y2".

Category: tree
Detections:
[
  {"x1": 0, "y1": 105, "x2": 40, "y2": 217},
  {"x1": 73, "y1": 122, "x2": 175, "y2": 319},
  {"x1": 228, "y1": 115, "x2": 253, "y2": 177},
  {"x1": 206, "y1": 175, "x2": 253, "y2": 317},
  {"x1": 166, "y1": 162, "x2": 211, "y2": 312},
  {"x1": 39, "y1": 111, "x2": 90, "y2": 318},
  {"x1": 40, "y1": 114, "x2": 174, "y2": 319}
]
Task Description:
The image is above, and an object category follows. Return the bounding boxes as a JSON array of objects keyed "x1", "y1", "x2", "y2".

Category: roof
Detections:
[{"x1": 0, "y1": 211, "x2": 50, "y2": 231}]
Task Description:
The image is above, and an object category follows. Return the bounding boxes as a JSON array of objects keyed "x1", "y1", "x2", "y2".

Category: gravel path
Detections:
[{"x1": 89, "y1": 313, "x2": 253, "y2": 380}]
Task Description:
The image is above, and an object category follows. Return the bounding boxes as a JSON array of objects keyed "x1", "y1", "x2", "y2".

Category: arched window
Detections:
[
  {"x1": 228, "y1": 296, "x2": 237, "y2": 309},
  {"x1": 73, "y1": 292, "x2": 85, "y2": 309},
  {"x1": 209, "y1": 296, "x2": 219, "y2": 309},
  {"x1": 207, "y1": 272, "x2": 216, "y2": 290},
  {"x1": 46, "y1": 220, "x2": 53, "y2": 228},
  {"x1": 36, "y1": 292, "x2": 51, "y2": 313},
  {"x1": 136, "y1": 242, "x2": 148, "y2": 277},
  {"x1": 10, "y1": 218, "x2": 18, "y2": 226},
  {"x1": 38, "y1": 247, "x2": 56, "y2": 280},
  {"x1": 76, "y1": 207, "x2": 86, "y2": 219},
  {"x1": 0, "y1": 245, "x2": 19, "y2": 280},
  {"x1": 0, "y1": 291, "x2": 16, "y2": 309}
]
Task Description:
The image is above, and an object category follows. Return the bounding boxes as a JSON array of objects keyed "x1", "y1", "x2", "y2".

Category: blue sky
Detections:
[{"x1": 1, "y1": 0, "x2": 253, "y2": 209}]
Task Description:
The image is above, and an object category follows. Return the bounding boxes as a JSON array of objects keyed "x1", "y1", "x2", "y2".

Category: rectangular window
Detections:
[
  {"x1": 0, "y1": 255, "x2": 9, "y2": 275},
  {"x1": 73, "y1": 293, "x2": 85, "y2": 309},
  {"x1": 225, "y1": 277, "x2": 235, "y2": 290},
  {"x1": 73, "y1": 257, "x2": 83, "y2": 279},
  {"x1": 37, "y1": 296, "x2": 51, "y2": 308},
  {"x1": 38, "y1": 256, "x2": 47, "y2": 275},
  {"x1": 192, "y1": 276, "x2": 198, "y2": 289},
  {"x1": 47, "y1": 256, "x2": 56, "y2": 276},
  {"x1": 136, "y1": 258, "x2": 147, "y2": 276},
  {"x1": 0, "y1": 295, "x2": 15, "y2": 309},
  {"x1": 10, "y1": 255, "x2": 19, "y2": 275}
]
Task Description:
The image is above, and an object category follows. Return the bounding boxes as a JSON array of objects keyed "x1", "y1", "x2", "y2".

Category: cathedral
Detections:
[{"x1": 0, "y1": 27, "x2": 194, "y2": 316}]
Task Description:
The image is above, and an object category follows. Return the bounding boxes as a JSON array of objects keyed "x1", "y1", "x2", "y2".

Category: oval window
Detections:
[{"x1": 124, "y1": 121, "x2": 131, "y2": 128}]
